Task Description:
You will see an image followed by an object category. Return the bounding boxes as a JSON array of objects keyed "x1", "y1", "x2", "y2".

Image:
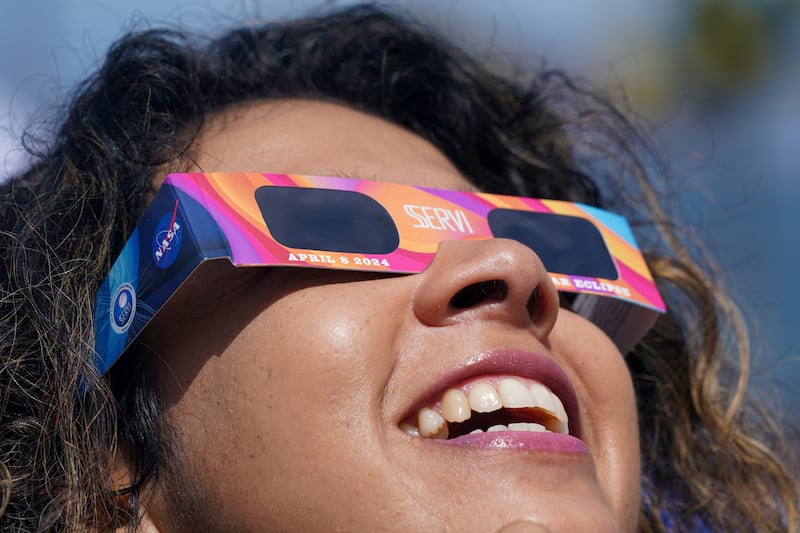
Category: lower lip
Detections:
[{"x1": 438, "y1": 431, "x2": 589, "y2": 454}]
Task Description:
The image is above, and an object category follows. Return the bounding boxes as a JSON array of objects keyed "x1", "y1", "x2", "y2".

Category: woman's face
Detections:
[{"x1": 140, "y1": 100, "x2": 640, "y2": 532}]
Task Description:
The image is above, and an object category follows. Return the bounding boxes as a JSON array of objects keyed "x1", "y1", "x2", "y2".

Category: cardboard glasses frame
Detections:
[{"x1": 93, "y1": 172, "x2": 667, "y2": 374}]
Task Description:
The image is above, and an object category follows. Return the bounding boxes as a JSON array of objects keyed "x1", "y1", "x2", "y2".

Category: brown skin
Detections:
[{"x1": 131, "y1": 100, "x2": 640, "y2": 532}]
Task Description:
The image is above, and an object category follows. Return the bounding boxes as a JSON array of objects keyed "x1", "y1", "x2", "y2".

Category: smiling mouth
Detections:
[{"x1": 400, "y1": 375, "x2": 570, "y2": 440}]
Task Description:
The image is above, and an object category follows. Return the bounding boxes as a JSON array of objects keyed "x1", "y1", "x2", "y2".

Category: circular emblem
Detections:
[
  {"x1": 110, "y1": 282, "x2": 136, "y2": 334},
  {"x1": 152, "y1": 212, "x2": 183, "y2": 268}
]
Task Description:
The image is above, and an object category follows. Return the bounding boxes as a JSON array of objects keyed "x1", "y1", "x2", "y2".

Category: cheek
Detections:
[
  {"x1": 260, "y1": 281, "x2": 402, "y2": 399},
  {"x1": 549, "y1": 312, "x2": 640, "y2": 528},
  {"x1": 157, "y1": 279, "x2": 402, "y2": 527}
]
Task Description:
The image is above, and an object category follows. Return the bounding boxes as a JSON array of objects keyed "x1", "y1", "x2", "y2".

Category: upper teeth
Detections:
[{"x1": 402, "y1": 376, "x2": 570, "y2": 439}]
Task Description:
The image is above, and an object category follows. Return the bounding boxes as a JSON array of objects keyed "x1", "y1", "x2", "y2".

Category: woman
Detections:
[{"x1": 0, "y1": 4, "x2": 796, "y2": 532}]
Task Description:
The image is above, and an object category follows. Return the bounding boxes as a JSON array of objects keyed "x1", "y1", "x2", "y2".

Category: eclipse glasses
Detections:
[{"x1": 93, "y1": 173, "x2": 666, "y2": 373}]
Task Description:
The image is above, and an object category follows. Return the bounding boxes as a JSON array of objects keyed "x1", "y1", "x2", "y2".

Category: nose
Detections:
[{"x1": 411, "y1": 238, "x2": 559, "y2": 339}]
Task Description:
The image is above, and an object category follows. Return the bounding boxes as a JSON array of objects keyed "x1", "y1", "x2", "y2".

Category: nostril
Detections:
[
  {"x1": 526, "y1": 286, "x2": 544, "y2": 322},
  {"x1": 450, "y1": 280, "x2": 508, "y2": 309}
]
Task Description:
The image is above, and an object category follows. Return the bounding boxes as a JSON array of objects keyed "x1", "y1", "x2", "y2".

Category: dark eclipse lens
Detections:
[
  {"x1": 255, "y1": 186, "x2": 400, "y2": 254},
  {"x1": 488, "y1": 208, "x2": 618, "y2": 279}
]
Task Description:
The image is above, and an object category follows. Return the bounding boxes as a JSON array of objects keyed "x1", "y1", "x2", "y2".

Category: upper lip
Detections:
[{"x1": 399, "y1": 348, "x2": 582, "y2": 439}]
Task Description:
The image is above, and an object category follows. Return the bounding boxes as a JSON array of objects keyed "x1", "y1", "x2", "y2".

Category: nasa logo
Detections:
[
  {"x1": 110, "y1": 282, "x2": 136, "y2": 334},
  {"x1": 152, "y1": 200, "x2": 182, "y2": 269}
]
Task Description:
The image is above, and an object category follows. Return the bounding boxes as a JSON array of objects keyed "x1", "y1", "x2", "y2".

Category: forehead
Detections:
[{"x1": 177, "y1": 99, "x2": 474, "y2": 192}]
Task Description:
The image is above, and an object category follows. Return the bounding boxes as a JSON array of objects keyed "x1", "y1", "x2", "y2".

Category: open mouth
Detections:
[{"x1": 400, "y1": 375, "x2": 571, "y2": 440}]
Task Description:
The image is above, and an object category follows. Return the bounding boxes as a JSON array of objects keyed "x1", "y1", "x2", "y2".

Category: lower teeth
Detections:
[
  {"x1": 472, "y1": 422, "x2": 549, "y2": 434},
  {"x1": 402, "y1": 420, "x2": 556, "y2": 438}
]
